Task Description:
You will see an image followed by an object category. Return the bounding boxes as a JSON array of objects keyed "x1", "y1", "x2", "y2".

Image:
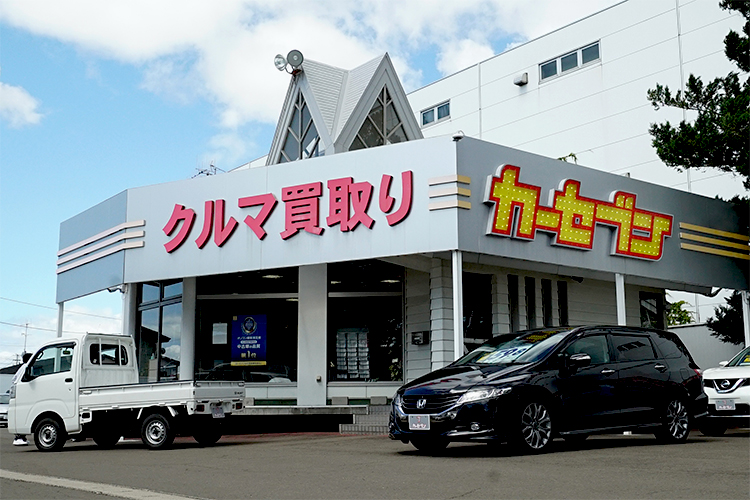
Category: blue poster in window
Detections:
[{"x1": 231, "y1": 315, "x2": 267, "y2": 366}]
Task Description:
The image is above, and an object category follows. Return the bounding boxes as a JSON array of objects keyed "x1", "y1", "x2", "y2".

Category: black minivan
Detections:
[{"x1": 390, "y1": 326, "x2": 707, "y2": 453}]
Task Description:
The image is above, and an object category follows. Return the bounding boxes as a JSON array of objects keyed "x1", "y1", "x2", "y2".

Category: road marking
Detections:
[{"x1": 0, "y1": 469, "x2": 199, "y2": 500}]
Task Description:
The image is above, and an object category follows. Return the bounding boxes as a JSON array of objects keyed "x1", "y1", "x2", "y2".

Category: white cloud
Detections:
[
  {"x1": 437, "y1": 38, "x2": 496, "y2": 76},
  {"x1": 0, "y1": 73, "x2": 43, "y2": 128},
  {"x1": 0, "y1": 0, "x2": 619, "y2": 134}
]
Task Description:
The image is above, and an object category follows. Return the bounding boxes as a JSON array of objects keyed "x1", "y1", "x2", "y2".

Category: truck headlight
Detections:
[{"x1": 457, "y1": 387, "x2": 511, "y2": 405}]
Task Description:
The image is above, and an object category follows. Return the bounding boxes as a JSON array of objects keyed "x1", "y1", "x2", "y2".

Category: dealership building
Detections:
[{"x1": 56, "y1": 0, "x2": 748, "y2": 409}]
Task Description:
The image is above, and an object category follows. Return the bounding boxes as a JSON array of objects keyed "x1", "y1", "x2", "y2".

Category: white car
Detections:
[
  {"x1": 0, "y1": 393, "x2": 9, "y2": 428},
  {"x1": 699, "y1": 346, "x2": 750, "y2": 436}
]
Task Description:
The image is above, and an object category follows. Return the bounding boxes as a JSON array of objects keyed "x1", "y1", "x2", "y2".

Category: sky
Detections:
[{"x1": 0, "y1": 0, "x2": 735, "y2": 367}]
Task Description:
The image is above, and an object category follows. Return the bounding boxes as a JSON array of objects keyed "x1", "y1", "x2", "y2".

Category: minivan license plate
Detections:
[
  {"x1": 408, "y1": 415, "x2": 430, "y2": 431},
  {"x1": 715, "y1": 399, "x2": 735, "y2": 411},
  {"x1": 212, "y1": 405, "x2": 225, "y2": 418}
]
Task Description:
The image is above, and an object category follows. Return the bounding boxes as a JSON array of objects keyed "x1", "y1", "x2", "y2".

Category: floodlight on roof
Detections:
[
  {"x1": 273, "y1": 50, "x2": 304, "y2": 74},
  {"x1": 274, "y1": 54, "x2": 287, "y2": 71}
]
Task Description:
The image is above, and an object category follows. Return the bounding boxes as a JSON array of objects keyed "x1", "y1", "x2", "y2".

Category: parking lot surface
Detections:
[{"x1": 1, "y1": 429, "x2": 748, "y2": 499}]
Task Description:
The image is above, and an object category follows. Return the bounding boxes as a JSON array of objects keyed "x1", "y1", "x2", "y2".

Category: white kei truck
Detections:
[{"x1": 8, "y1": 333, "x2": 245, "y2": 452}]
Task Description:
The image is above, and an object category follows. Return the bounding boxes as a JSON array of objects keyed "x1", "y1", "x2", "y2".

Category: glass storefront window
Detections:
[
  {"x1": 328, "y1": 260, "x2": 404, "y2": 382},
  {"x1": 136, "y1": 280, "x2": 182, "y2": 383},
  {"x1": 196, "y1": 298, "x2": 298, "y2": 382}
]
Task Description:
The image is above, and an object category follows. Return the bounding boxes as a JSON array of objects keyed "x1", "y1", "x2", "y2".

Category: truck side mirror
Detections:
[{"x1": 21, "y1": 365, "x2": 36, "y2": 382}]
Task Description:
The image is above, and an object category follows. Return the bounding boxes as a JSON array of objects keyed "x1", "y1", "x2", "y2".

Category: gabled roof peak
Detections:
[{"x1": 267, "y1": 53, "x2": 422, "y2": 166}]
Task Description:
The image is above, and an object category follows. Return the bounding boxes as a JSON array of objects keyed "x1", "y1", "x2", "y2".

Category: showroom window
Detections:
[
  {"x1": 507, "y1": 274, "x2": 520, "y2": 333},
  {"x1": 328, "y1": 260, "x2": 403, "y2": 382},
  {"x1": 557, "y1": 281, "x2": 569, "y2": 326},
  {"x1": 463, "y1": 272, "x2": 492, "y2": 348},
  {"x1": 196, "y1": 268, "x2": 298, "y2": 382},
  {"x1": 525, "y1": 276, "x2": 537, "y2": 329},
  {"x1": 639, "y1": 291, "x2": 665, "y2": 329},
  {"x1": 135, "y1": 281, "x2": 183, "y2": 383},
  {"x1": 421, "y1": 101, "x2": 450, "y2": 127},
  {"x1": 540, "y1": 41, "x2": 600, "y2": 82},
  {"x1": 278, "y1": 91, "x2": 320, "y2": 163}
]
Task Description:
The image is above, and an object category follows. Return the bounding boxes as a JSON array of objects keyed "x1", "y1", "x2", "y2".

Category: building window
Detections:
[
  {"x1": 279, "y1": 92, "x2": 320, "y2": 163},
  {"x1": 557, "y1": 281, "x2": 569, "y2": 326},
  {"x1": 136, "y1": 281, "x2": 183, "y2": 383},
  {"x1": 195, "y1": 268, "x2": 299, "y2": 383},
  {"x1": 541, "y1": 279, "x2": 553, "y2": 327},
  {"x1": 639, "y1": 292, "x2": 665, "y2": 330},
  {"x1": 421, "y1": 101, "x2": 450, "y2": 127},
  {"x1": 508, "y1": 274, "x2": 519, "y2": 333},
  {"x1": 540, "y1": 41, "x2": 600, "y2": 82},
  {"x1": 328, "y1": 260, "x2": 403, "y2": 382},
  {"x1": 350, "y1": 86, "x2": 408, "y2": 151},
  {"x1": 463, "y1": 272, "x2": 492, "y2": 348},
  {"x1": 525, "y1": 277, "x2": 536, "y2": 329}
]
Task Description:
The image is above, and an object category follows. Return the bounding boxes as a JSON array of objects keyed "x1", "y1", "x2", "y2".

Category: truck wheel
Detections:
[
  {"x1": 34, "y1": 417, "x2": 67, "y2": 452},
  {"x1": 193, "y1": 425, "x2": 222, "y2": 446},
  {"x1": 141, "y1": 413, "x2": 175, "y2": 450},
  {"x1": 93, "y1": 429, "x2": 122, "y2": 449}
]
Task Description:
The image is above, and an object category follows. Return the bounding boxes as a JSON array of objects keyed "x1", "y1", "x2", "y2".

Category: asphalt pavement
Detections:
[{"x1": 1, "y1": 428, "x2": 748, "y2": 499}]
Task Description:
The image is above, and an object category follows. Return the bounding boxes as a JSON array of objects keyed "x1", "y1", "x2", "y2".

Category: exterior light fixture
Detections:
[
  {"x1": 513, "y1": 72, "x2": 528, "y2": 86},
  {"x1": 273, "y1": 50, "x2": 305, "y2": 74}
]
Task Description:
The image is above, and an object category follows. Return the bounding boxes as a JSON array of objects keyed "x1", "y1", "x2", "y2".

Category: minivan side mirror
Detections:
[{"x1": 567, "y1": 353, "x2": 592, "y2": 370}]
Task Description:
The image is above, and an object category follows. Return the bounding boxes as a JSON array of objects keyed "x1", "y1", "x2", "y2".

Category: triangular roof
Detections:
[{"x1": 267, "y1": 53, "x2": 422, "y2": 165}]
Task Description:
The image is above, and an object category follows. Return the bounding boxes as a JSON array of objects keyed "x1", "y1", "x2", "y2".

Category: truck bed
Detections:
[{"x1": 79, "y1": 380, "x2": 245, "y2": 412}]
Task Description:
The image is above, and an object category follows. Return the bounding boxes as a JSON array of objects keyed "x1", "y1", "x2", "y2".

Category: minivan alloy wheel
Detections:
[
  {"x1": 666, "y1": 400, "x2": 689, "y2": 440},
  {"x1": 520, "y1": 402, "x2": 552, "y2": 450}
]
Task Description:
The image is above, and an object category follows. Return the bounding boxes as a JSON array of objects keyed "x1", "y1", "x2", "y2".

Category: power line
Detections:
[
  {"x1": 0, "y1": 320, "x2": 92, "y2": 335},
  {"x1": 0, "y1": 297, "x2": 121, "y2": 321}
]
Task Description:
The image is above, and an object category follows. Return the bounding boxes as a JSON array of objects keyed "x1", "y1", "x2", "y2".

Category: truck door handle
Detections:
[
  {"x1": 600, "y1": 369, "x2": 615, "y2": 375},
  {"x1": 65, "y1": 378, "x2": 73, "y2": 383},
  {"x1": 654, "y1": 364, "x2": 667, "y2": 372}
]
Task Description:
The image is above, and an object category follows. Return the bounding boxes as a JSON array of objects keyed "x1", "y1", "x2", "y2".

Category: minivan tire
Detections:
[
  {"x1": 141, "y1": 413, "x2": 175, "y2": 450},
  {"x1": 655, "y1": 398, "x2": 690, "y2": 443},
  {"x1": 512, "y1": 400, "x2": 554, "y2": 453},
  {"x1": 34, "y1": 417, "x2": 67, "y2": 452}
]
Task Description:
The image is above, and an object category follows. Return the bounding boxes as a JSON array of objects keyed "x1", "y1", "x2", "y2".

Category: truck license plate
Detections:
[
  {"x1": 715, "y1": 399, "x2": 735, "y2": 411},
  {"x1": 408, "y1": 415, "x2": 430, "y2": 430},
  {"x1": 212, "y1": 405, "x2": 225, "y2": 418}
]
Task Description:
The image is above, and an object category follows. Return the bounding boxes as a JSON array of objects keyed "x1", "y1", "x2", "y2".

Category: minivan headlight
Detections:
[
  {"x1": 393, "y1": 393, "x2": 403, "y2": 408},
  {"x1": 457, "y1": 387, "x2": 511, "y2": 405}
]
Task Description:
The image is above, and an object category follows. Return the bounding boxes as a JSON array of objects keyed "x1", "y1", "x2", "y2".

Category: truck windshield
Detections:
[{"x1": 453, "y1": 328, "x2": 573, "y2": 366}]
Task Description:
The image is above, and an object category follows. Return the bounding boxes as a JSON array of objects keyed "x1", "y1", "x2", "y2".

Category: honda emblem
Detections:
[{"x1": 417, "y1": 398, "x2": 427, "y2": 409}]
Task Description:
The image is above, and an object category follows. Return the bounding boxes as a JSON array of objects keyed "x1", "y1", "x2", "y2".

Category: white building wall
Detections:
[
  {"x1": 670, "y1": 323, "x2": 743, "y2": 370},
  {"x1": 408, "y1": 0, "x2": 744, "y2": 200},
  {"x1": 405, "y1": 268, "x2": 432, "y2": 381},
  {"x1": 430, "y1": 258, "x2": 455, "y2": 370}
]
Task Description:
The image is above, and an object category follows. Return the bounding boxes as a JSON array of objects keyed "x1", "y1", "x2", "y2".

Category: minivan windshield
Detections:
[{"x1": 453, "y1": 328, "x2": 573, "y2": 366}]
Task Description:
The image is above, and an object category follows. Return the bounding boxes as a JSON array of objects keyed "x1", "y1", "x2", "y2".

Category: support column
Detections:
[
  {"x1": 741, "y1": 290, "x2": 750, "y2": 348},
  {"x1": 179, "y1": 277, "x2": 196, "y2": 381},
  {"x1": 122, "y1": 284, "x2": 138, "y2": 337},
  {"x1": 615, "y1": 273, "x2": 627, "y2": 326},
  {"x1": 452, "y1": 250, "x2": 464, "y2": 360},
  {"x1": 57, "y1": 303, "x2": 64, "y2": 338},
  {"x1": 298, "y1": 264, "x2": 327, "y2": 406},
  {"x1": 430, "y1": 259, "x2": 454, "y2": 370}
]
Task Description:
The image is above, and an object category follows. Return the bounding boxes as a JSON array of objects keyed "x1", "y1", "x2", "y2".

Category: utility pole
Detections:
[{"x1": 22, "y1": 322, "x2": 29, "y2": 354}]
